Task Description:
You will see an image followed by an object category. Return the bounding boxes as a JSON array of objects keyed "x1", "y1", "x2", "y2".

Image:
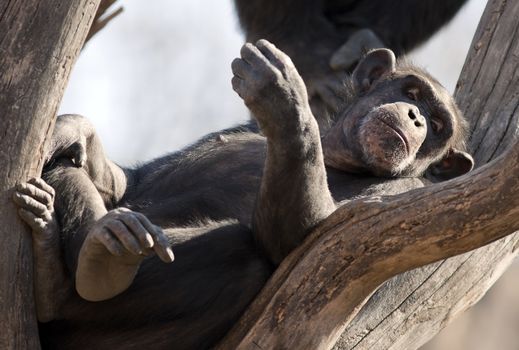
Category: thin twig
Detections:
[{"x1": 84, "y1": 0, "x2": 123, "y2": 46}]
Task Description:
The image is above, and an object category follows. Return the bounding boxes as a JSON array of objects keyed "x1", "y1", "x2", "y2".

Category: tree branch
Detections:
[
  {"x1": 0, "y1": 1, "x2": 99, "y2": 348},
  {"x1": 85, "y1": 0, "x2": 123, "y2": 46},
  {"x1": 218, "y1": 0, "x2": 519, "y2": 348},
  {"x1": 221, "y1": 139, "x2": 519, "y2": 350}
]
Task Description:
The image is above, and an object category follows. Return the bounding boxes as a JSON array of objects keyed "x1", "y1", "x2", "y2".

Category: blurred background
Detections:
[{"x1": 59, "y1": 0, "x2": 519, "y2": 348}]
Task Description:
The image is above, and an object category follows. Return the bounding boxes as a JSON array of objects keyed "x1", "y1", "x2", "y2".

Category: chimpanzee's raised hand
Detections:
[{"x1": 231, "y1": 39, "x2": 314, "y2": 141}]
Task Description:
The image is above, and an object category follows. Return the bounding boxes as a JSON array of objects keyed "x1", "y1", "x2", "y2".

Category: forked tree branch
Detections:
[
  {"x1": 221, "y1": 146, "x2": 519, "y2": 349},
  {"x1": 219, "y1": 0, "x2": 519, "y2": 348}
]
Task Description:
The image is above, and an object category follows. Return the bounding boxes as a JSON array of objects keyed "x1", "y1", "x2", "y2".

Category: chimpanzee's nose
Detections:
[{"x1": 408, "y1": 107, "x2": 425, "y2": 127}]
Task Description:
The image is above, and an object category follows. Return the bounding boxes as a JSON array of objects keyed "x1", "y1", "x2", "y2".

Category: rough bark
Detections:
[
  {"x1": 0, "y1": 1, "x2": 99, "y2": 349},
  {"x1": 218, "y1": 0, "x2": 519, "y2": 348}
]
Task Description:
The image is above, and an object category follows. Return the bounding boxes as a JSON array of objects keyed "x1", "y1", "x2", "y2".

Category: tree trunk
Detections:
[
  {"x1": 0, "y1": 1, "x2": 99, "y2": 348},
  {"x1": 218, "y1": 0, "x2": 519, "y2": 348}
]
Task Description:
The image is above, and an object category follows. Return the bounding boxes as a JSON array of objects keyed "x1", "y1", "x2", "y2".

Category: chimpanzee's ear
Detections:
[
  {"x1": 352, "y1": 48, "x2": 396, "y2": 93},
  {"x1": 425, "y1": 149, "x2": 474, "y2": 182}
]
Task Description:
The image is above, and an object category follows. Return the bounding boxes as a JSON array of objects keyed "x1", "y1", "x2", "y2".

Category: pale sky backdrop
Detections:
[{"x1": 59, "y1": 0, "x2": 487, "y2": 166}]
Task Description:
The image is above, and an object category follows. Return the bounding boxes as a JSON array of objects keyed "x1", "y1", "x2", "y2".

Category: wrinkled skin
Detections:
[{"x1": 15, "y1": 42, "x2": 473, "y2": 349}]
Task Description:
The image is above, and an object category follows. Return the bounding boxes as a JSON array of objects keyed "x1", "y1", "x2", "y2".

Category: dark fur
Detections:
[
  {"x1": 39, "y1": 49, "x2": 472, "y2": 349},
  {"x1": 233, "y1": 0, "x2": 469, "y2": 128},
  {"x1": 234, "y1": 0, "x2": 469, "y2": 57},
  {"x1": 40, "y1": 136, "x2": 426, "y2": 350}
]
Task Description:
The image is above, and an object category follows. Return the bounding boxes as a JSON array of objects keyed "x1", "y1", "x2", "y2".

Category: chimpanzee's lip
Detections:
[{"x1": 377, "y1": 118, "x2": 409, "y2": 155}]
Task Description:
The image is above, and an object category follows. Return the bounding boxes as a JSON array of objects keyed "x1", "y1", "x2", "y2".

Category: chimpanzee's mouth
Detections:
[{"x1": 376, "y1": 118, "x2": 409, "y2": 156}]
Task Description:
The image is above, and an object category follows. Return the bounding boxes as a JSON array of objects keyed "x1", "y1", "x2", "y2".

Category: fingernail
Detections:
[
  {"x1": 145, "y1": 234, "x2": 154, "y2": 247},
  {"x1": 166, "y1": 248, "x2": 174, "y2": 262}
]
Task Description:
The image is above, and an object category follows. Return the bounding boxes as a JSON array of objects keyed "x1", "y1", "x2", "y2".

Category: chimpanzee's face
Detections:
[{"x1": 322, "y1": 49, "x2": 473, "y2": 180}]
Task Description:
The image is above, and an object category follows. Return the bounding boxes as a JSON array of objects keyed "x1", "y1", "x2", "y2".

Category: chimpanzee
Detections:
[
  {"x1": 13, "y1": 41, "x2": 473, "y2": 349},
  {"x1": 233, "y1": 0, "x2": 470, "y2": 126}
]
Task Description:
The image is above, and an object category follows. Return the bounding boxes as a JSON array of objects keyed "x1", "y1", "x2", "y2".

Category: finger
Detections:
[
  {"x1": 105, "y1": 220, "x2": 142, "y2": 255},
  {"x1": 18, "y1": 208, "x2": 44, "y2": 232},
  {"x1": 240, "y1": 42, "x2": 270, "y2": 68},
  {"x1": 231, "y1": 58, "x2": 251, "y2": 79},
  {"x1": 135, "y1": 214, "x2": 174, "y2": 263},
  {"x1": 97, "y1": 228, "x2": 125, "y2": 256},
  {"x1": 119, "y1": 213, "x2": 154, "y2": 249},
  {"x1": 231, "y1": 76, "x2": 245, "y2": 97},
  {"x1": 256, "y1": 39, "x2": 289, "y2": 72},
  {"x1": 13, "y1": 192, "x2": 48, "y2": 215},
  {"x1": 16, "y1": 182, "x2": 53, "y2": 208},
  {"x1": 28, "y1": 178, "x2": 55, "y2": 199},
  {"x1": 151, "y1": 226, "x2": 174, "y2": 263}
]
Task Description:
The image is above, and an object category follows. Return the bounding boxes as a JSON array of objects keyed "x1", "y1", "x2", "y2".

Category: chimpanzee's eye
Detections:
[
  {"x1": 406, "y1": 87, "x2": 419, "y2": 101},
  {"x1": 430, "y1": 117, "x2": 444, "y2": 133}
]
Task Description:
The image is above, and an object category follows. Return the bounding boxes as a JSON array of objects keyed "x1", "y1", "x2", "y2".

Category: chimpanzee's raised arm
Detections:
[{"x1": 232, "y1": 40, "x2": 336, "y2": 264}]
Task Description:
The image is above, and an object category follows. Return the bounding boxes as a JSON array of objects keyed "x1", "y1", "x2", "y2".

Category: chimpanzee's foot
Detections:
[
  {"x1": 231, "y1": 39, "x2": 314, "y2": 141},
  {"x1": 14, "y1": 177, "x2": 59, "y2": 248},
  {"x1": 13, "y1": 177, "x2": 69, "y2": 322},
  {"x1": 76, "y1": 208, "x2": 173, "y2": 301}
]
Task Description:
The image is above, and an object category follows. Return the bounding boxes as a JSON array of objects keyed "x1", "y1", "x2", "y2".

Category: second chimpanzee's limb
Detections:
[
  {"x1": 234, "y1": 0, "x2": 469, "y2": 57},
  {"x1": 326, "y1": 0, "x2": 469, "y2": 56},
  {"x1": 232, "y1": 40, "x2": 336, "y2": 265}
]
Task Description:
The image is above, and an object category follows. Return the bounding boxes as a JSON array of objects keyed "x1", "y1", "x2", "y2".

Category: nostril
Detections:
[
  {"x1": 408, "y1": 109, "x2": 417, "y2": 120},
  {"x1": 414, "y1": 120, "x2": 422, "y2": 127}
]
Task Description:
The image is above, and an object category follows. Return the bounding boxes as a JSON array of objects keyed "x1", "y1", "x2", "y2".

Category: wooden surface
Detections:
[
  {"x1": 0, "y1": 1, "x2": 99, "y2": 348},
  {"x1": 336, "y1": 0, "x2": 519, "y2": 348},
  {"x1": 219, "y1": 0, "x2": 519, "y2": 348}
]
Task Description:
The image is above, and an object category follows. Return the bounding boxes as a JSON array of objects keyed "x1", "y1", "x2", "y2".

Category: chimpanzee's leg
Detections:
[
  {"x1": 232, "y1": 40, "x2": 336, "y2": 265},
  {"x1": 46, "y1": 163, "x2": 173, "y2": 302}
]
